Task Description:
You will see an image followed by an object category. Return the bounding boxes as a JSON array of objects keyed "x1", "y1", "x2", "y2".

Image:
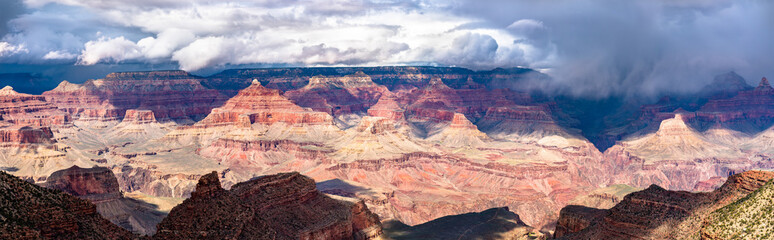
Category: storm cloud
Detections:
[{"x1": 0, "y1": 0, "x2": 771, "y2": 98}]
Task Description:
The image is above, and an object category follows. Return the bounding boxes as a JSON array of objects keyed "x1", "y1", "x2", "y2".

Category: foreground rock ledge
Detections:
[{"x1": 154, "y1": 171, "x2": 384, "y2": 240}]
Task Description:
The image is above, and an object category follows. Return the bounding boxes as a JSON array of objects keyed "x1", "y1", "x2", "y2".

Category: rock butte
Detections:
[
  {"x1": 45, "y1": 166, "x2": 166, "y2": 235},
  {"x1": 199, "y1": 79, "x2": 334, "y2": 127}
]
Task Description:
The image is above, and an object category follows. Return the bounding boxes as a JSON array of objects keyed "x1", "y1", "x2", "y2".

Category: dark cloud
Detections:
[
  {"x1": 0, "y1": 0, "x2": 25, "y2": 37},
  {"x1": 456, "y1": 0, "x2": 774, "y2": 99}
]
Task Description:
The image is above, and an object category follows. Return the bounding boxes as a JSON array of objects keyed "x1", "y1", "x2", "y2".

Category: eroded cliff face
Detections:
[
  {"x1": 0, "y1": 86, "x2": 70, "y2": 127},
  {"x1": 556, "y1": 170, "x2": 774, "y2": 239},
  {"x1": 0, "y1": 85, "x2": 67, "y2": 144},
  {"x1": 42, "y1": 71, "x2": 227, "y2": 123},
  {"x1": 154, "y1": 171, "x2": 383, "y2": 240},
  {"x1": 695, "y1": 77, "x2": 774, "y2": 132}
]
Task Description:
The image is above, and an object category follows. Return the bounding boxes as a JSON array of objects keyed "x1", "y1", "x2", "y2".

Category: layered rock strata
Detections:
[{"x1": 42, "y1": 71, "x2": 227, "y2": 123}]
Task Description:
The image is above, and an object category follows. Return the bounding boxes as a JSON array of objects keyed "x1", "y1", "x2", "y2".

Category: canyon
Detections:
[{"x1": 0, "y1": 66, "x2": 772, "y2": 238}]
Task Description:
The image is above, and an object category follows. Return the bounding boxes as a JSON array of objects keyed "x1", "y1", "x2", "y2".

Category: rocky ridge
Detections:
[
  {"x1": 154, "y1": 171, "x2": 383, "y2": 239},
  {"x1": 0, "y1": 170, "x2": 136, "y2": 239},
  {"x1": 383, "y1": 207, "x2": 541, "y2": 240},
  {"x1": 556, "y1": 170, "x2": 774, "y2": 239}
]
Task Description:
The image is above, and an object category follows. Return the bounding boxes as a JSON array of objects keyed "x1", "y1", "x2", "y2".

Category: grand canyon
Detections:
[
  {"x1": 0, "y1": 0, "x2": 771, "y2": 239},
  {"x1": 0, "y1": 66, "x2": 771, "y2": 239}
]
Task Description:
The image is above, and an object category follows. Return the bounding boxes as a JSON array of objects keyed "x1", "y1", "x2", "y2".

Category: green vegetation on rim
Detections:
[{"x1": 701, "y1": 180, "x2": 774, "y2": 239}]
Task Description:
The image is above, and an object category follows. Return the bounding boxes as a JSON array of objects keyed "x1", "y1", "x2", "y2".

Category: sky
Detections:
[{"x1": 0, "y1": 0, "x2": 771, "y2": 98}]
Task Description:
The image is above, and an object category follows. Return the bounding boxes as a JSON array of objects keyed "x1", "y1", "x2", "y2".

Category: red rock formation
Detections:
[
  {"x1": 0, "y1": 125, "x2": 54, "y2": 144},
  {"x1": 403, "y1": 77, "x2": 527, "y2": 122},
  {"x1": 199, "y1": 138, "x2": 332, "y2": 176},
  {"x1": 693, "y1": 176, "x2": 726, "y2": 192},
  {"x1": 0, "y1": 86, "x2": 70, "y2": 145},
  {"x1": 311, "y1": 149, "x2": 606, "y2": 230},
  {"x1": 45, "y1": 166, "x2": 167, "y2": 235},
  {"x1": 284, "y1": 72, "x2": 390, "y2": 117},
  {"x1": 123, "y1": 109, "x2": 157, "y2": 124},
  {"x1": 367, "y1": 93, "x2": 405, "y2": 121},
  {"x1": 553, "y1": 205, "x2": 607, "y2": 238},
  {"x1": 0, "y1": 86, "x2": 70, "y2": 127},
  {"x1": 695, "y1": 77, "x2": 774, "y2": 131},
  {"x1": 601, "y1": 114, "x2": 762, "y2": 191},
  {"x1": 0, "y1": 170, "x2": 136, "y2": 239},
  {"x1": 42, "y1": 71, "x2": 227, "y2": 123},
  {"x1": 449, "y1": 112, "x2": 477, "y2": 129},
  {"x1": 154, "y1": 171, "x2": 383, "y2": 239},
  {"x1": 197, "y1": 79, "x2": 333, "y2": 127},
  {"x1": 45, "y1": 165, "x2": 122, "y2": 202},
  {"x1": 558, "y1": 170, "x2": 774, "y2": 239},
  {"x1": 476, "y1": 105, "x2": 569, "y2": 140}
]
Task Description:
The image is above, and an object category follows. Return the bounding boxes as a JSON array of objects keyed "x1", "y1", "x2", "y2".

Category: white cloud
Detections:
[
  {"x1": 137, "y1": 28, "x2": 196, "y2": 59},
  {"x1": 42, "y1": 50, "x2": 75, "y2": 60},
  {"x1": 0, "y1": 42, "x2": 27, "y2": 57},
  {"x1": 77, "y1": 36, "x2": 142, "y2": 65},
  {"x1": 172, "y1": 36, "x2": 240, "y2": 71},
  {"x1": 508, "y1": 19, "x2": 544, "y2": 31}
]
